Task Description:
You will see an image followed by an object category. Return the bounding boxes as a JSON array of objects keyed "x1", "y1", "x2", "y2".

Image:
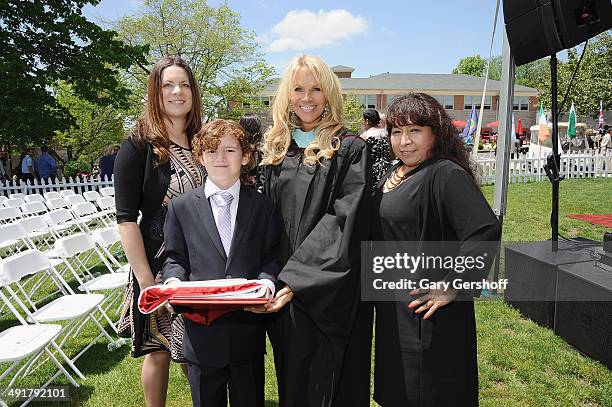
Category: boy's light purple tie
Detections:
[{"x1": 211, "y1": 191, "x2": 234, "y2": 256}]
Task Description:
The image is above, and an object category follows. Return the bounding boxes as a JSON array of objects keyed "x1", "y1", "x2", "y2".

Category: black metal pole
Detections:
[{"x1": 551, "y1": 55, "x2": 559, "y2": 251}]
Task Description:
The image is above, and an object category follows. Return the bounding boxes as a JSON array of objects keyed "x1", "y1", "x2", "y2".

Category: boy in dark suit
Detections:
[{"x1": 161, "y1": 119, "x2": 281, "y2": 407}]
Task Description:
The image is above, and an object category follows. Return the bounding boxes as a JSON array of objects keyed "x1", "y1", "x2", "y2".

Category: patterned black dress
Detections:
[
  {"x1": 118, "y1": 142, "x2": 205, "y2": 361},
  {"x1": 363, "y1": 130, "x2": 393, "y2": 192}
]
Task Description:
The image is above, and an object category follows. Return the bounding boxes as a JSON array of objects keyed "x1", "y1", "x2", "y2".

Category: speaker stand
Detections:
[{"x1": 543, "y1": 54, "x2": 562, "y2": 252}]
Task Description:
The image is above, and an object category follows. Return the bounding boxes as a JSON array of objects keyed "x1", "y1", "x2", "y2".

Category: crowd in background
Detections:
[
  {"x1": 0, "y1": 145, "x2": 59, "y2": 183},
  {"x1": 564, "y1": 127, "x2": 612, "y2": 153}
]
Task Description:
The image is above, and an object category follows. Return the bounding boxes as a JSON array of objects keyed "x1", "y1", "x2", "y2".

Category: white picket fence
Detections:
[
  {"x1": 1, "y1": 152, "x2": 610, "y2": 196},
  {"x1": 0, "y1": 176, "x2": 114, "y2": 197},
  {"x1": 477, "y1": 151, "x2": 612, "y2": 185}
]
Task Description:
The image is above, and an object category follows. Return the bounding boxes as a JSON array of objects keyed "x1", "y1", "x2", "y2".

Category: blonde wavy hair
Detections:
[{"x1": 262, "y1": 55, "x2": 345, "y2": 166}]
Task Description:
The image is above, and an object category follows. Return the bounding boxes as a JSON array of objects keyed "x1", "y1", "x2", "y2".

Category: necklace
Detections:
[{"x1": 384, "y1": 164, "x2": 410, "y2": 191}]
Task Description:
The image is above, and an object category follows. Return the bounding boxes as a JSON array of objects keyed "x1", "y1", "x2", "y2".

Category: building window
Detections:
[
  {"x1": 464, "y1": 95, "x2": 491, "y2": 110},
  {"x1": 368, "y1": 95, "x2": 376, "y2": 108},
  {"x1": 433, "y1": 95, "x2": 454, "y2": 110},
  {"x1": 513, "y1": 96, "x2": 529, "y2": 111},
  {"x1": 356, "y1": 94, "x2": 376, "y2": 109},
  {"x1": 484, "y1": 96, "x2": 491, "y2": 110},
  {"x1": 464, "y1": 95, "x2": 473, "y2": 110},
  {"x1": 386, "y1": 95, "x2": 396, "y2": 106}
]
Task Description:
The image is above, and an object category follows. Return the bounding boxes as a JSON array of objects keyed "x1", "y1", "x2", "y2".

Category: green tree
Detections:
[
  {"x1": 452, "y1": 55, "x2": 502, "y2": 80},
  {"x1": 515, "y1": 59, "x2": 549, "y2": 90},
  {"x1": 451, "y1": 55, "x2": 487, "y2": 77},
  {"x1": 487, "y1": 56, "x2": 503, "y2": 81},
  {"x1": 0, "y1": 0, "x2": 148, "y2": 147},
  {"x1": 115, "y1": 0, "x2": 275, "y2": 120},
  {"x1": 53, "y1": 82, "x2": 126, "y2": 166},
  {"x1": 539, "y1": 31, "x2": 612, "y2": 118},
  {"x1": 343, "y1": 95, "x2": 363, "y2": 134}
]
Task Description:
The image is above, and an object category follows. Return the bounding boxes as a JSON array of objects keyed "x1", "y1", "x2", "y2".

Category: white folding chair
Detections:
[
  {"x1": 0, "y1": 250, "x2": 115, "y2": 381},
  {"x1": 0, "y1": 196, "x2": 8, "y2": 207},
  {"x1": 9, "y1": 193, "x2": 25, "y2": 200},
  {"x1": 65, "y1": 194, "x2": 86, "y2": 207},
  {"x1": 17, "y1": 216, "x2": 58, "y2": 251},
  {"x1": 0, "y1": 206, "x2": 22, "y2": 225},
  {"x1": 55, "y1": 232, "x2": 128, "y2": 282},
  {"x1": 0, "y1": 223, "x2": 65, "y2": 315},
  {"x1": 95, "y1": 196, "x2": 116, "y2": 224},
  {"x1": 0, "y1": 322, "x2": 78, "y2": 407},
  {"x1": 71, "y1": 202, "x2": 108, "y2": 231},
  {"x1": 54, "y1": 234, "x2": 128, "y2": 334},
  {"x1": 99, "y1": 187, "x2": 114, "y2": 197},
  {"x1": 59, "y1": 190, "x2": 76, "y2": 199},
  {"x1": 20, "y1": 201, "x2": 48, "y2": 217},
  {"x1": 43, "y1": 191, "x2": 61, "y2": 202},
  {"x1": 82, "y1": 190, "x2": 101, "y2": 204},
  {"x1": 45, "y1": 197, "x2": 70, "y2": 210},
  {"x1": 24, "y1": 194, "x2": 44, "y2": 204},
  {"x1": 5, "y1": 198, "x2": 25, "y2": 208},
  {"x1": 91, "y1": 227, "x2": 129, "y2": 274},
  {"x1": 43, "y1": 208, "x2": 80, "y2": 237},
  {"x1": 0, "y1": 223, "x2": 30, "y2": 257},
  {"x1": 96, "y1": 196, "x2": 115, "y2": 210},
  {"x1": 0, "y1": 223, "x2": 37, "y2": 317}
]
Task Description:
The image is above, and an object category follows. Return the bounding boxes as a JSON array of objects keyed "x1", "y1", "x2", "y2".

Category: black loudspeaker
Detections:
[
  {"x1": 555, "y1": 262, "x2": 612, "y2": 369},
  {"x1": 504, "y1": 241, "x2": 596, "y2": 328},
  {"x1": 503, "y1": 0, "x2": 612, "y2": 65}
]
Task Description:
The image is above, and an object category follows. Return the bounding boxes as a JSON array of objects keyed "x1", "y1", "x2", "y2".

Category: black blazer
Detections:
[
  {"x1": 162, "y1": 182, "x2": 281, "y2": 367},
  {"x1": 114, "y1": 137, "x2": 170, "y2": 236}
]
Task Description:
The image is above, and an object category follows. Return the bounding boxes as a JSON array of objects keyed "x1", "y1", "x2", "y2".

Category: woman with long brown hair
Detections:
[{"x1": 114, "y1": 56, "x2": 205, "y2": 407}]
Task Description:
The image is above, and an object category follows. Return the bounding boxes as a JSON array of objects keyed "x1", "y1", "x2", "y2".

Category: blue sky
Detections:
[{"x1": 84, "y1": 0, "x2": 505, "y2": 78}]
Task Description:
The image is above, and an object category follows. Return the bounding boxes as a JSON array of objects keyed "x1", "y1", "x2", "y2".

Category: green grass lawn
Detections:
[{"x1": 1, "y1": 178, "x2": 611, "y2": 406}]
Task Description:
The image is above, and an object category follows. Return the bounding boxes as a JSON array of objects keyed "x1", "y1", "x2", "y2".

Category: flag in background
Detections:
[
  {"x1": 462, "y1": 106, "x2": 479, "y2": 144},
  {"x1": 568, "y1": 102, "x2": 577, "y2": 139},
  {"x1": 599, "y1": 101, "x2": 604, "y2": 132},
  {"x1": 538, "y1": 103, "x2": 550, "y2": 141},
  {"x1": 517, "y1": 118, "x2": 523, "y2": 136}
]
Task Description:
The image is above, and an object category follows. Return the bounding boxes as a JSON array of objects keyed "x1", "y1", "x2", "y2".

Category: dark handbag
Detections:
[{"x1": 116, "y1": 271, "x2": 135, "y2": 338}]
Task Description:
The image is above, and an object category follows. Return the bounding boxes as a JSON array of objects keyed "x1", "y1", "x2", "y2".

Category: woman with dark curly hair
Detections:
[{"x1": 371, "y1": 93, "x2": 501, "y2": 407}]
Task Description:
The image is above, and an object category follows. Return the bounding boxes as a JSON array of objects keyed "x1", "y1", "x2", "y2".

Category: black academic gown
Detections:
[
  {"x1": 261, "y1": 135, "x2": 372, "y2": 407},
  {"x1": 371, "y1": 159, "x2": 501, "y2": 407}
]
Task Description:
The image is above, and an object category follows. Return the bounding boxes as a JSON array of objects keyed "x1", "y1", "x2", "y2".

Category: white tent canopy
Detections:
[
  {"x1": 527, "y1": 122, "x2": 589, "y2": 157},
  {"x1": 529, "y1": 122, "x2": 587, "y2": 131}
]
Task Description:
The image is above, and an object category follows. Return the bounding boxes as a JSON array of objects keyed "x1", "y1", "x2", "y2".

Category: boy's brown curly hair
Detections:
[{"x1": 192, "y1": 119, "x2": 255, "y2": 183}]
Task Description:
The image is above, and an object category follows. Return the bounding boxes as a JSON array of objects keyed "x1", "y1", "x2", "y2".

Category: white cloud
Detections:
[{"x1": 268, "y1": 9, "x2": 368, "y2": 53}]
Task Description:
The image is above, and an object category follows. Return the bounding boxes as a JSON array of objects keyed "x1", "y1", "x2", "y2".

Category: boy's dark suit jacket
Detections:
[{"x1": 162, "y1": 183, "x2": 281, "y2": 368}]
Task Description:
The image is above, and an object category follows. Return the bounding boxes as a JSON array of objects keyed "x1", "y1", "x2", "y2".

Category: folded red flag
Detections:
[{"x1": 138, "y1": 279, "x2": 269, "y2": 325}]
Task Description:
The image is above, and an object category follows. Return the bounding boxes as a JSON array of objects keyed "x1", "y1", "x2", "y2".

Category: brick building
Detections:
[{"x1": 250, "y1": 65, "x2": 540, "y2": 129}]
